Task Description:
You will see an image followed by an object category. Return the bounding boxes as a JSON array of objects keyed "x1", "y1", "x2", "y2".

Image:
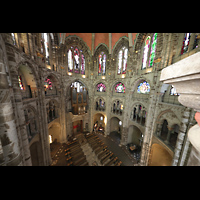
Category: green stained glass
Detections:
[{"x1": 148, "y1": 33, "x2": 157, "y2": 68}]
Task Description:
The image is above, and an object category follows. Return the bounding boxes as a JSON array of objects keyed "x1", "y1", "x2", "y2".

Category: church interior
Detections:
[{"x1": 0, "y1": 33, "x2": 200, "y2": 166}]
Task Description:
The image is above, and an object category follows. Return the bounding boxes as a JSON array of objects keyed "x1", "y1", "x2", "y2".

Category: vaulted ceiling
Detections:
[{"x1": 59, "y1": 33, "x2": 138, "y2": 53}]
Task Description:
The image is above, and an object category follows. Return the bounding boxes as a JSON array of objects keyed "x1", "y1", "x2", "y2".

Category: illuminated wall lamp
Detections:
[
  {"x1": 82, "y1": 75, "x2": 86, "y2": 78},
  {"x1": 68, "y1": 72, "x2": 72, "y2": 76}
]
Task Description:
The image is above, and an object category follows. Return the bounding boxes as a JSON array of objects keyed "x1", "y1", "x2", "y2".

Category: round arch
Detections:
[
  {"x1": 109, "y1": 116, "x2": 122, "y2": 144},
  {"x1": 127, "y1": 125, "x2": 143, "y2": 146},
  {"x1": 93, "y1": 113, "x2": 106, "y2": 134}
]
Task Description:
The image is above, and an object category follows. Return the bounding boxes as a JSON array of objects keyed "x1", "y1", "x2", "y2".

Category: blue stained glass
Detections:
[{"x1": 137, "y1": 81, "x2": 150, "y2": 94}]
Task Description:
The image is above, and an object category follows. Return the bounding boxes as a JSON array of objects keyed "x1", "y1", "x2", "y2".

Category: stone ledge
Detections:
[{"x1": 160, "y1": 52, "x2": 200, "y2": 82}]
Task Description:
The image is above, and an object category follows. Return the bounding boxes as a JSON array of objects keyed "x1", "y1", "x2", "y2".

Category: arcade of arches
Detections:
[{"x1": 0, "y1": 33, "x2": 200, "y2": 166}]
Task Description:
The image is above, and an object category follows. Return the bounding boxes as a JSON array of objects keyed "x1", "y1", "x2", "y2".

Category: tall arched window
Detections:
[
  {"x1": 67, "y1": 46, "x2": 85, "y2": 74},
  {"x1": 117, "y1": 47, "x2": 128, "y2": 75},
  {"x1": 43, "y1": 33, "x2": 49, "y2": 58},
  {"x1": 148, "y1": 33, "x2": 157, "y2": 68},
  {"x1": 181, "y1": 33, "x2": 191, "y2": 55},
  {"x1": 98, "y1": 52, "x2": 106, "y2": 76},
  {"x1": 141, "y1": 34, "x2": 158, "y2": 70},
  {"x1": 142, "y1": 36, "x2": 151, "y2": 69}
]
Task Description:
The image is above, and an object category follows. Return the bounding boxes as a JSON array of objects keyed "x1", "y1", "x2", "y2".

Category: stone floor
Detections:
[{"x1": 51, "y1": 133, "x2": 138, "y2": 166}]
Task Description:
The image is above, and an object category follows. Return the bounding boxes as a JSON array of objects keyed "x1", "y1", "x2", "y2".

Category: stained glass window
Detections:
[
  {"x1": 44, "y1": 78, "x2": 52, "y2": 90},
  {"x1": 181, "y1": 33, "x2": 191, "y2": 55},
  {"x1": 118, "y1": 50, "x2": 123, "y2": 74},
  {"x1": 148, "y1": 33, "x2": 157, "y2": 68},
  {"x1": 11, "y1": 33, "x2": 16, "y2": 45},
  {"x1": 118, "y1": 47, "x2": 128, "y2": 75},
  {"x1": 44, "y1": 33, "x2": 49, "y2": 58},
  {"x1": 98, "y1": 52, "x2": 106, "y2": 76},
  {"x1": 67, "y1": 46, "x2": 85, "y2": 74},
  {"x1": 97, "y1": 83, "x2": 106, "y2": 92},
  {"x1": 18, "y1": 76, "x2": 24, "y2": 90},
  {"x1": 115, "y1": 82, "x2": 125, "y2": 93},
  {"x1": 193, "y1": 34, "x2": 199, "y2": 49},
  {"x1": 142, "y1": 36, "x2": 151, "y2": 69},
  {"x1": 137, "y1": 81, "x2": 150, "y2": 94},
  {"x1": 81, "y1": 54, "x2": 85, "y2": 75},
  {"x1": 74, "y1": 47, "x2": 80, "y2": 73},
  {"x1": 68, "y1": 49, "x2": 73, "y2": 72}
]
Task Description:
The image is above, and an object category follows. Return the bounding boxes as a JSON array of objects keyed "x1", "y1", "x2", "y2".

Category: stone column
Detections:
[
  {"x1": 165, "y1": 126, "x2": 172, "y2": 144},
  {"x1": 171, "y1": 107, "x2": 191, "y2": 166},
  {"x1": 0, "y1": 34, "x2": 22, "y2": 166},
  {"x1": 60, "y1": 86, "x2": 67, "y2": 142},
  {"x1": 140, "y1": 90, "x2": 157, "y2": 166}
]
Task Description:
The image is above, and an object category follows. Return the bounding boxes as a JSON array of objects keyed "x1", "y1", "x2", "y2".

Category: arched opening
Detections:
[
  {"x1": 70, "y1": 80, "x2": 88, "y2": 115},
  {"x1": 46, "y1": 100, "x2": 59, "y2": 123},
  {"x1": 148, "y1": 143, "x2": 173, "y2": 166},
  {"x1": 24, "y1": 107, "x2": 38, "y2": 142},
  {"x1": 48, "y1": 122, "x2": 61, "y2": 143},
  {"x1": 169, "y1": 124, "x2": 179, "y2": 148},
  {"x1": 48, "y1": 122, "x2": 62, "y2": 159},
  {"x1": 30, "y1": 141, "x2": 43, "y2": 166},
  {"x1": 44, "y1": 74, "x2": 59, "y2": 96},
  {"x1": 127, "y1": 125, "x2": 143, "y2": 160},
  {"x1": 127, "y1": 125, "x2": 143, "y2": 146},
  {"x1": 72, "y1": 120, "x2": 83, "y2": 136},
  {"x1": 93, "y1": 113, "x2": 105, "y2": 134},
  {"x1": 110, "y1": 117, "x2": 122, "y2": 144},
  {"x1": 18, "y1": 64, "x2": 38, "y2": 99},
  {"x1": 95, "y1": 97, "x2": 106, "y2": 111},
  {"x1": 160, "y1": 120, "x2": 168, "y2": 141}
]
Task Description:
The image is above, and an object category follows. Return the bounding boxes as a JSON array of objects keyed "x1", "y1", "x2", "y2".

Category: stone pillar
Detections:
[
  {"x1": 109, "y1": 33, "x2": 112, "y2": 55},
  {"x1": 140, "y1": 90, "x2": 157, "y2": 166},
  {"x1": 171, "y1": 107, "x2": 191, "y2": 166},
  {"x1": 165, "y1": 126, "x2": 172, "y2": 144},
  {"x1": 160, "y1": 51, "x2": 200, "y2": 166},
  {"x1": 60, "y1": 86, "x2": 67, "y2": 142},
  {"x1": 0, "y1": 34, "x2": 22, "y2": 166}
]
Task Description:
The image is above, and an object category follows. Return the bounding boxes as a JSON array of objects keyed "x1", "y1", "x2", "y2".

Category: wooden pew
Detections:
[
  {"x1": 73, "y1": 155, "x2": 87, "y2": 166},
  {"x1": 98, "y1": 149, "x2": 109, "y2": 159},
  {"x1": 101, "y1": 153, "x2": 114, "y2": 165},
  {"x1": 105, "y1": 157, "x2": 118, "y2": 166}
]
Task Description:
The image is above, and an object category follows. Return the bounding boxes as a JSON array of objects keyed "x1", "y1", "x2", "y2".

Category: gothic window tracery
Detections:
[
  {"x1": 117, "y1": 47, "x2": 128, "y2": 75},
  {"x1": 98, "y1": 52, "x2": 106, "y2": 76},
  {"x1": 181, "y1": 33, "x2": 191, "y2": 55},
  {"x1": 67, "y1": 46, "x2": 85, "y2": 74},
  {"x1": 141, "y1": 33, "x2": 157, "y2": 70},
  {"x1": 112, "y1": 100, "x2": 123, "y2": 115},
  {"x1": 131, "y1": 104, "x2": 146, "y2": 126}
]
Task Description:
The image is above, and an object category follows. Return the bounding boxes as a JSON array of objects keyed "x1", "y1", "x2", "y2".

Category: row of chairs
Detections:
[
  {"x1": 64, "y1": 139, "x2": 88, "y2": 166},
  {"x1": 86, "y1": 133, "x2": 122, "y2": 166}
]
